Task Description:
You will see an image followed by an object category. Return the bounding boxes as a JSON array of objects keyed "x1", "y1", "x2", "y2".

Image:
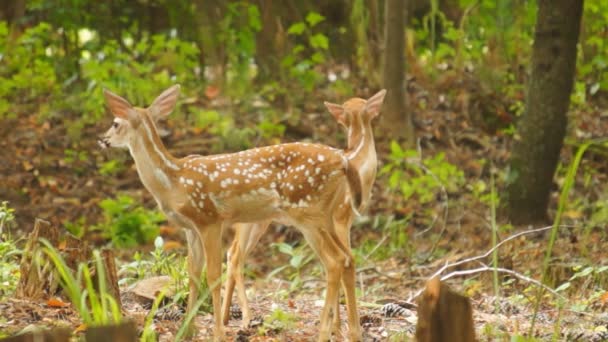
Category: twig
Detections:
[
  {"x1": 363, "y1": 233, "x2": 389, "y2": 260},
  {"x1": 408, "y1": 225, "x2": 575, "y2": 301},
  {"x1": 440, "y1": 263, "x2": 566, "y2": 300}
]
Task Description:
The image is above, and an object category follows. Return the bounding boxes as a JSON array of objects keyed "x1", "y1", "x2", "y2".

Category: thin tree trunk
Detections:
[
  {"x1": 381, "y1": 0, "x2": 414, "y2": 145},
  {"x1": 505, "y1": 0, "x2": 583, "y2": 225},
  {"x1": 255, "y1": 0, "x2": 281, "y2": 82}
]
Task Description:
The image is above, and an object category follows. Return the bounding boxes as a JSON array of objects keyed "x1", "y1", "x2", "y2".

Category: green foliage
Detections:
[
  {"x1": 0, "y1": 238, "x2": 21, "y2": 298},
  {"x1": 96, "y1": 195, "x2": 163, "y2": 248},
  {"x1": 0, "y1": 202, "x2": 19, "y2": 298},
  {"x1": 555, "y1": 264, "x2": 608, "y2": 295},
  {"x1": 0, "y1": 201, "x2": 16, "y2": 234},
  {"x1": 257, "y1": 119, "x2": 286, "y2": 140},
  {"x1": 0, "y1": 22, "x2": 59, "y2": 119},
  {"x1": 280, "y1": 12, "x2": 329, "y2": 102},
  {"x1": 268, "y1": 242, "x2": 315, "y2": 291},
  {"x1": 42, "y1": 240, "x2": 122, "y2": 325},
  {"x1": 75, "y1": 32, "x2": 200, "y2": 123},
  {"x1": 355, "y1": 215, "x2": 412, "y2": 262},
  {"x1": 381, "y1": 141, "x2": 465, "y2": 204},
  {"x1": 220, "y1": 1, "x2": 261, "y2": 97},
  {"x1": 258, "y1": 307, "x2": 298, "y2": 336},
  {"x1": 579, "y1": 0, "x2": 608, "y2": 94}
]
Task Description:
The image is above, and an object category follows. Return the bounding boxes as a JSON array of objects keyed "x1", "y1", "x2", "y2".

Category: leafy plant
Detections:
[
  {"x1": 119, "y1": 237, "x2": 208, "y2": 312},
  {"x1": 354, "y1": 215, "x2": 412, "y2": 262},
  {"x1": 280, "y1": 12, "x2": 330, "y2": 103},
  {"x1": 219, "y1": 1, "x2": 261, "y2": 97},
  {"x1": 0, "y1": 201, "x2": 15, "y2": 235},
  {"x1": 96, "y1": 195, "x2": 164, "y2": 248},
  {"x1": 0, "y1": 202, "x2": 19, "y2": 298},
  {"x1": 381, "y1": 141, "x2": 465, "y2": 204},
  {"x1": 0, "y1": 22, "x2": 59, "y2": 119},
  {"x1": 268, "y1": 242, "x2": 315, "y2": 291},
  {"x1": 258, "y1": 307, "x2": 297, "y2": 336}
]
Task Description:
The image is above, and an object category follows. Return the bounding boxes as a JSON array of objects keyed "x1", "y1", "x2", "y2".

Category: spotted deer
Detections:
[
  {"x1": 222, "y1": 90, "x2": 386, "y2": 334},
  {"x1": 98, "y1": 85, "x2": 365, "y2": 341}
]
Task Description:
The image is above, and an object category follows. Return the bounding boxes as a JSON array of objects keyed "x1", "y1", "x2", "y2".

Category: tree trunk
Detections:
[
  {"x1": 0, "y1": 0, "x2": 26, "y2": 37},
  {"x1": 381, "y1": 0, "x2": 415, "y2": 145},
  {"x1": 254, "y1": 0, "x2": 281, "y2": 82},
  {"x1": 505, "y1": 0, "x2": 583, "y2": 225}
]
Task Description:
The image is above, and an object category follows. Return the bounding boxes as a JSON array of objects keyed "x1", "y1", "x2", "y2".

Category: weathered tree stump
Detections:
[
  {"x1": 17, "y1": 219, "x2": 62, "y2": 299},
  {"x1": 84, "y1": 321, "x2": 138, "y2": 342},
  {"x1": 99, "y1": 248, "x2": 122, "y2": 308},
  {"x1": 0, "y1": 327, "x2": 71, "y2": 342},
  {"x1": 415, "y1": 277, "x2": 476, "y2": 342},
  {"x1": 17, "y1": 218, "x2": 121, "y2": 310}
]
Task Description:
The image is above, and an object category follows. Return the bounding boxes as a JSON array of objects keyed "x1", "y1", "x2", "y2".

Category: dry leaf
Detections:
[
  {"x1": 205, "y1": 85, "x2": 220, "y2": 99},
  {"x1": 74, "y1": 324, "x2": 87, "y2": 333},
  {"x1": 47, "y1": 297, "x2": 70, "y2": 308}
]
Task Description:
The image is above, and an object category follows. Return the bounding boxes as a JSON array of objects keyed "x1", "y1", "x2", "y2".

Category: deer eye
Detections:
[{"x1": 112, "y1": 122, "x2": 119, "y2": 129}]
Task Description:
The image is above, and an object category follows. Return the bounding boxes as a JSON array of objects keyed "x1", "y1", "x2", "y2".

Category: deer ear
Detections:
[
  {"x1": 324, "y1": 101, "x2": 346, "y2": 127},
  {"x1": 104, "y1": 89, "x2": 136, "y2": 121},
  {"x1": 149, "y1": 84, "x2": 181, "y2": 120},
  {"x1": 365, "y1": 89, "x2": 387, "y2": 119}
]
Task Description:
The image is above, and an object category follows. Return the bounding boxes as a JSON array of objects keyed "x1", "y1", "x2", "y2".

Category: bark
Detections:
[
  {"x1": 381, "y1": 0, "x2": 415, "y2": 144},
  {"x1": 505, "y1": 0, "x2": 583, "y2": 225},
  {"x1": 254, "y1": 0, "x2": 281, "y2": 82},
  {"x1": 0, "y1": 0, "x2": 26, "y2": 37},
  {"x1": 415, "y1": 277, "x2": 476, "y2": 342}
]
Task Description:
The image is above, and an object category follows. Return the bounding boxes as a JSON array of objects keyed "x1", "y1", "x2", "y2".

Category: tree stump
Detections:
[
  {"x1": 99, "y1": 249, "x2": 122, "y2": 308},
  {"x1": 84, "y1": 321, "x2": 138, "y2": 342},
  {"x1": 16, "y1": 218, "x2": 121, "y2": 310},
  {"x1": 17, "y1": 219, "x2": 62, "y2": 299},
  {"x1": 0, "y1": 327, "x2": 71, "y2": 342},
  {"x1": 415, "y1": 277, "x2": 476, "y2": 342}
]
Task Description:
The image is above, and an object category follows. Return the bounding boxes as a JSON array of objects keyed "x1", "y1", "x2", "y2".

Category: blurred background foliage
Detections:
[{"x1": 1, "y1": 0, "x2": 606, "y2": 132}]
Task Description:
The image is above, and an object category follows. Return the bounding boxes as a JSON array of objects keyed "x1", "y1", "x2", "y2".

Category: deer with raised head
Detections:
[
  {"x1": 98, "y1": 85, "x2": 366, "y2": 341},
  {"x1": 222, "y1": 90, "x2": 386, "y2": 335}
]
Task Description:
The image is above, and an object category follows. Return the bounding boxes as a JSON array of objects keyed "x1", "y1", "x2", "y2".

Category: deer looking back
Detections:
[{"x1": 98, "y1": 85, "x2": 364, "y2": 341}]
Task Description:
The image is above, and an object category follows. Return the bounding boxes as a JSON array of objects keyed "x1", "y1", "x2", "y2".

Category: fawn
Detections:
[
  {"x1": 222, "y1": 90, "x2": 386, "y2": 335},
  {"x1": 98, "y1": 85, "x2": 365, "y2": 341}
]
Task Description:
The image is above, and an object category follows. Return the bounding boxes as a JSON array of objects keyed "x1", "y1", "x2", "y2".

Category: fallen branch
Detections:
[
  {"x1": 440, "y1": 263, "x2": 565, "y2": 300},
  {"x1": 409, "y1": 225, "x2": 575, "y2": 301}
]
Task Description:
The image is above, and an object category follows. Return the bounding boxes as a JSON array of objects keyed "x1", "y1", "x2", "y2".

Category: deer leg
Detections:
[
  {"x1": 236, "y1": 221, "x2": 270, "y2": 327},
  {"x1": 222, "y1": 234, "x2": 240, "y2": 325},
  {"x1": 333, "y1": 215, "x2": 361, "y2": 342},
  {"x1": 184, "y1": 229, "x2": 205, "y2": 337},
  {"x1": 201, "y1": 223, "x2": 226, "y2": 341},
  {"x1": 300, "y1": 227, "x2": 346, "y2": 341}
]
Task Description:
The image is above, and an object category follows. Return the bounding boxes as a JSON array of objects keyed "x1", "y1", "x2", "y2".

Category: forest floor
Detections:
[{"x1": 1, "y1": 73, "x2": 608, "y2": 341}]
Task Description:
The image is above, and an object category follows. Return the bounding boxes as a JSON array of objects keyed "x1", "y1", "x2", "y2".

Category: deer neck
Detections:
[
  {"x1": 127, "y1": 115, "x2": 180, "y2": 200},
  {"x1": 346, "y1": 118, "x2": 377, "y2": 208}
]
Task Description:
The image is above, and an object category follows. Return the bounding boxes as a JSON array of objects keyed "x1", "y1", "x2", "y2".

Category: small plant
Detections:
[
  {"x1": 268, "y1": 242, "x2": 315, "y2": 291},
  {"x1": 219, "y1": 1, "x2": 261, "y2": 97},
  {"x1": 0, "y1": 201, "x2": 15, "y2": 235},
  {"x1": 0, "y1": 201, "x2": 19, "y2": 298},
  {"x1": 0, "y1": 238, "x2": 21, "y2": 298},
  {"x1": 96, "y1": 195, "x2": 164, "y2": 248},
  {"x1": 119, "y1": 237, "x2": 207, "y2": 312},
  {"x1": 381, "y1": 141, "x2": 465, "y2": 204},
  {"x1": 354, "y1": 215, "x2": 412, "y2": 263},
  {"x1": 280, "y1": 12, "x2": 330, "y2": 103},
  {"x1": 42, "y1": 240, "x2": 122, "y2": 325},
  {"x1": 258, "y1": 307, "x2": 297, "y2": 336}
]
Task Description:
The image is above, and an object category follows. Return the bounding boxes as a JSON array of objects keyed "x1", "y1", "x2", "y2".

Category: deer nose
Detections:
[{"x1": 97, "y1": 135, "x2": 110, "y2": 148}]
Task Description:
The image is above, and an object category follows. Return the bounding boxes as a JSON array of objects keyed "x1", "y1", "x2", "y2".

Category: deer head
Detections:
[{"x1": 98, "y1": 85, "x2": 181, "y2": 149}]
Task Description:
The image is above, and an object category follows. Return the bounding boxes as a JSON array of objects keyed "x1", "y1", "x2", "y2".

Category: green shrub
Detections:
[{"x1": 96, "y1": 195, "x2": 163, "y2": 248}]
